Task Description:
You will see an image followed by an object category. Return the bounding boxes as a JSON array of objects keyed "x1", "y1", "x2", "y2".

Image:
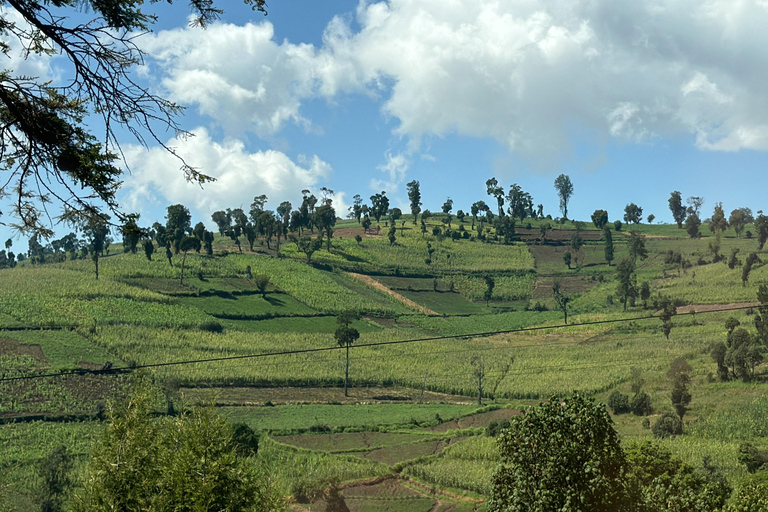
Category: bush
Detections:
[
  {"x1": 652, "y1": 413, "x2": 683, "y2": 438},
  {"x1": 738, "y1": 443, "x2": 768, "y2": 473},
  {"x1": 607, "y1": 391, "x2": 631, "y2": 415},
  {"x1": 614, "y1": 220, "x2": 622, "y2": 231},
  {"x1": 631, "y1": 392, "x2": 653, "y2": 416},
  {"x1": 727, "y1": 475, "x2": 768, "y2": 511}
]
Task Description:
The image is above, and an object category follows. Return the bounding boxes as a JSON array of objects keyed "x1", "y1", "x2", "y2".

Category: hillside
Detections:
[{"x1": 1, "y1": 215, "x2": 768, "y2": 510}]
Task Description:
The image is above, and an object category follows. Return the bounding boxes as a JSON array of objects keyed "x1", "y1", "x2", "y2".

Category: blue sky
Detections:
[{"x1": 4, "y1": 0, "x2": 768, "y2": 248}]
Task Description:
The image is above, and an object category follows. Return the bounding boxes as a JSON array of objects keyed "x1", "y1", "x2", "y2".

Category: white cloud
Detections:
[
  {"x1": 371, "y1": 151, "x2": 410, "y2": 192},
  {"x1": 139, "y1": 0, "x2": 768, "y2": 168},
  {"x1": 120, "y1": 128, "x2": 332, "y2": 223}
]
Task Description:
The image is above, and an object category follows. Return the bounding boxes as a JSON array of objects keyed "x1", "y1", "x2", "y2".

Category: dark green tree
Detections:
[
  {"x1": 120, "y1": 214, "x2": 143, "y2": 254},
  {"x1": 685, "y1": 212, "x2": 701, "y2": 238},
  {"x1": 486, "y1": 177, "x2": 505, "y2": 217},
  {"x1": 254, "y1": 274, "x2": 270, "y2": 299},
  {"x1": 553, "y1": 174, "x2": 574, "y2": 220},
  {"x1": 709, "y1": 202, "x2": 728, "y2": 235},
  {"x1": 669, "y1": 191, "x2": 687, "y2": 228},
  {"x1": 756, "y1": 211, "x2": 768, "y2": 250},
  {"x1": 506, "y1": 184, "x2": 533, "y2": 222},
  {"x1": 314, "y1": 204, "x2": 336, "y2": 251},
  {"x1": 406, "y1": 180, "x2": 422, "y2": 224},
  {"x1": 591, "y1": 209, "x2": 609, "y2": 229},
  {"x1": 165, "y1": 204, "x2": 191, "y2": 254},
  {"x1": 616, "y1": 257, "x2": 638, "y2": 311},
  {"x1": 369, "y1": 191, "x2": 389, "y2": 223},
  {"x1": 624, "y1": 203, "x2": 643, "y2": 224},
  {"x1": 484, "y1": 275, "x2": 495, "y2": 306},
  {"x1": 628, "y1": 230, "x2": 648, "y2": 261},
  {"x1": 296, "y1": 237, "x2": 322, "y2": 263},
  {"x1": 729, "y1": 208, "x2": 747, "y2": 238},
  {"x1": 211, "y1": 210, "x2": 231, "y2": 235},
  {"x1": 143, "y1": 240, "x2": 154, "y2": 261},
  {"x1": 604, "y1": 226, "x2": 614, "y2": 266}
]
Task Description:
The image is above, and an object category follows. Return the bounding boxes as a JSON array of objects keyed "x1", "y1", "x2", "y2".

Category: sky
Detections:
[{"x1": 4, "y1": 0, "x2": 768, "y2": 246}]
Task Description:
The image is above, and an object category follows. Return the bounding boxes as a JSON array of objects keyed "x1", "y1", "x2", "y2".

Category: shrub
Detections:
[
  {"x1": 607, "y1": 391, "x2": 631, "y2": 415},
  {"x1": 738, "y1": 443, "x2": 768, "y2": 473},
  {"x1": 614, "y1": 220, "x2": 622, "y2": 231},
  {"x1": 652, "y1": 413, "x2": 683, "y2": 438},
  {"x1": 631, "y1": 392, "x2": 653, "y2": 416}
]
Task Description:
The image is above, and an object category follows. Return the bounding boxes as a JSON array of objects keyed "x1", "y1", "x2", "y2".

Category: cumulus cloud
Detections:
[
  {"x1": 120, "y1": 128, "x2": 332, "y2": 223},
  {"x1": 140, "y1": 0, "x2": 768, "y2": 167}
]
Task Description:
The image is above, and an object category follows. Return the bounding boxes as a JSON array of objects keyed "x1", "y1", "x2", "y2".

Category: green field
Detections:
[{"x1": 2, "y1": 218, "x2": 768, "y2": 510}]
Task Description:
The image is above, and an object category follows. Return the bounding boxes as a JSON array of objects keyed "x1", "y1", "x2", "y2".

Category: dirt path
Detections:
[
  {"x1": 675, "y1": 302, "x2": 758, "y2": 314},
  {"x1": 348, "y1": 272, "x2": 439, "y2": 316}
]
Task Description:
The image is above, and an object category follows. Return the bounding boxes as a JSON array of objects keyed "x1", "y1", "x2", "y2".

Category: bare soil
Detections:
[{"x1": 348, "y1": 273, "x2": 439, "y2": 316}]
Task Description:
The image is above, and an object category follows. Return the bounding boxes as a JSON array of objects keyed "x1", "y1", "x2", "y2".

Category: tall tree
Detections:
[
  {"x1": 249, "y1": 195, "x2": 268, "y2": 224},
  {"x1": 178, "y1": 236, "x2": 200, "y2": 285},
  {"x1": 554, "y1": 174, "x2": 574, "y2": 220},
  {"x1": 616, "y1": 257, "x2": 638, "y2": 311},
  {"x1": 628, "y1": 231, "x2": 648, "y2": 261},
  {"x1": 120, "y1": 214, "x2": 143, "y2": 254},
  {"x1": 709, "y1": 202, "x2": 727, "y2": 235},
  {"x1": 471, "y1": 201, "x2": 487, "y2": 230},
  {"x1": 335, "y1": 312, "x2": 360, "y2": 397},
  {"x1": 685, "y1": 212, "x2": 701, "y2": 238},
  {"x1": 552, "y1": 281, "x2": 570, "y2": 324},
  {"x1": 406, "y1": 180, "x2": 422, "y2": 225},
  {"x1": 349, "y1": 194, "x2": 364, "y2": 223},
  {"x1": 314, "y1": 204, "x2": 336, "y2": 251},
  {"x1": 667, "y1": 358, "x2": 692, "y2": 422},
  {"x1": 211, "y1": 210, "x2": 231, "y2": 235},
  {"x1": 442, "y1": 198, "x2": 454, "y2": 229},
  {"x1": 276, "y1": 201, "x2": 292, "y2": 228},
  {"x1": 668, "y1": 191, "x2": 687, "y2": 228},
  {"x1": 755, "y1": 211, "x2": 768, "y2": 250},
  {"x1": 486, "y1": 177, "x2": 505, "y2": 217}
]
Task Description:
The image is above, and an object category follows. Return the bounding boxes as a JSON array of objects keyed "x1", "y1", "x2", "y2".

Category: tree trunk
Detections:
[{"x1": 344, "y1": 344, "x2": 349, "y2": 397}]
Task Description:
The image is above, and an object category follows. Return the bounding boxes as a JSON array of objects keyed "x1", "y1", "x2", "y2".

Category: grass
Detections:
[{"x1": 217, "y1": 404, "x2": 476, "y2": 433}]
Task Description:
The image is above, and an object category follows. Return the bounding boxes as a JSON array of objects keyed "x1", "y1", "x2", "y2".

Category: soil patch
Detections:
[
  {"x1": 530, "y1": 276, "x2": 599, "y2": 300},
  {"x1": 428, "y1": 408, "x2": 519, "y2": 432},
  {"x1": 0, "y1": 337, "x2": 47, "y2": 363},
  {"x1": 348, "y1": 273, "x2": 439, "y2": 316}
]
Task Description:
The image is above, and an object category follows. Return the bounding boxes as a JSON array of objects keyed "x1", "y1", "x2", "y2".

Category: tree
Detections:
[
  {"x1": 687, "y1": 196, "x2": 704, "y2": 216},
  {"x1": 709, "y1": 202, "x2": 727, "y2": 235},
  {"x1": 725, "y1": 327, "x2": 762, "y2": 382},
  {"x1": 165, "y1": 204, "x2": 192, "y2": 254},
  {"x1": 36, "y1": 445, "x2": 73, "y2": 512},
  {"x1": 73, "y1": 381, "x2": 283, "y2": 512},
  {"x1": 203, "y1": 230, "x2": 214, "y2": 256},
  {"x1": 569, "y1": 231, "x2": 583, "y2": 267},
  {"x1": 1, "y1": 3, "x2": 257, "y2": 233},
  {"x1": 249, "y1": 195, "x2": 268, "y2": 224},
  {"x1": 616, "y1": 257, "x2": 637, "y2": 311},
  {"x1": 604, "y1": 226, "x2": 614, "y2": 266},
  {"x1": 314, "y1": 204, "x2": 336, "y2": 251},
  {"x1": 553, "y1": 174, "x2": 574, "y2": 220},
  {"x1": 754, "y1": 283, "x2": 768, "y2": 345},
  {"x1": 471, "y1": 200, "x2": 487, "y2": 230},
  {"x1": 685, "y1": 212, "x2": 701, "y2": 238},
  {"x1": 349, "y1": 194, "x2": 364, "y2": 223},
  {"x1": 406, "y1": 180, "x2": 422, "y2": 224},
  {"x1": 647, "y1": 214, "x2": 655, "y2": 224},
  {"x1": 669, "y1": 191, "x2": 687, "y2": 228},
  {"x1": 552, "y1": 281, "x2": 570, "y2": 324},
  {"x1": 143, "y1": 240, "x2": 154, "y2": 261},
  {"x1": 297, "y1": 237, "x2": 322, "y2": 263},
  {"x1": 628, "y1": 230, "x2": 648, "y2": 261},
  {"x1": 506, "y1": 184, "x2": 533, "y2": 222},
  {"x1": 335, "y1": 312, "x2": 360, "y2": 397},
  {"x1": 563, "y1": 251, "x2": 572, "y2": 269},
  {"x1": 484, "y1": 275, "x2": 495, "y2": 306},
  {"x1": 254, "y1": 274, "x2": 270, "y2": 299},
  {"x1": 178, "y1": 236, "x2": 200, "y2": 285},
  {"x1": 729, "y1": 208, "x2": 747, "y2": 238},
  {"x1": 756, "y1": 211, "x2": 768, "y2": 250},
  {"x1": 742, "y1": 252, "x2": 761, "y2": 287},
  {"x1": 489, "y1": 393, "x2": 627, "y2": 512},
  {"x1": 470, "y1": 355, "x2": 486, "y2": 405},
  {"x1": 591, "y1": 209, "x2": 609, "y2": 230},
  {"x1": 276, "y1": 201, "x2": 292, "y2": 228},
  {"x1": 211, "y1": 210, "x2": 231, "y2": 235},
  {"x1": 486, "y1": 177, "x2": 505, "y2": 217},
  {"x1": 66, "y1": 212, "x2": 110, "y2": 279},
  {"x1": 624, "y1": 203, "x2": 643, "y2": 224},
  {"x1": 667, "y1": 358, "x2": 692, "y2": 422},
  {"x1": 369, "y1": 191, "x2": 389, "y2": 223}
]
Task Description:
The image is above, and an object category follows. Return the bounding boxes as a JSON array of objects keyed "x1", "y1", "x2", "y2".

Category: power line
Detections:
[{"x1": 0, "y1": 303, "x2": 754, "y2": 384}]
